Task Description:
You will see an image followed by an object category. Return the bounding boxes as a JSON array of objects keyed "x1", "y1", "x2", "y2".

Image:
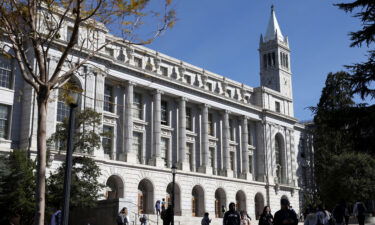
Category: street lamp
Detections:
[
  {"x1": 171, "y1": 164, "x2": 177, "y2": 225},
  {"x1": 61, "y1": 90, "x2": 80, "y2": 225}
]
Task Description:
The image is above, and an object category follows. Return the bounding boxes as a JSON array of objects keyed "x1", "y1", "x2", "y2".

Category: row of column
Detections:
[{"x1": 121, "y1": 85, "x2": 255, "y2": 178}]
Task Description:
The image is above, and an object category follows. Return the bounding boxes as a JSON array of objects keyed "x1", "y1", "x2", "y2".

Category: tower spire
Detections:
[{"x1": 264, "y1": 5, "x2": 284, "y2": 42}]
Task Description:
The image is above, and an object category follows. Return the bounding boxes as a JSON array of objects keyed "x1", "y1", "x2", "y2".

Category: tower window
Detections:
[
  {"x1": 271, "y1": 52, "x2": 276, "y2": 67},
  {"x1": 285, "y1": 54, "x2": 289, "y2": 69}
]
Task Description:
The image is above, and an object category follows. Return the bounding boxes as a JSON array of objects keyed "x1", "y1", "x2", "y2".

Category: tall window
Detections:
[
  {"x1": 161, "y1": 138, "x2": 169, "y2": 167},
  {"x1": 248, "y1": 155, "x2": 253, "y2": 174},
  {"x1": 133, "y1": 132, "x2": 143, "y2": 163},
  {"x1": 208, "y1": 113, "x2": 214, "y2": 136},
  {"x1": 187, "y1": 143, "x2": 194, "y2": 171},
  {"x1": 210, "y1": 147, "x2": 215, "y2": 174},
  {"x1": 275, "y1": 136, "x2": 282, "y2": 182},
  {"x1": 263, "y1": 54, "x2": 267, "y2": 69},
  {"x1": 0, "y1": 56, "x2": 12, "y2": 89},
  {"x1": 161, "y1": 101, "x2": 168, "y2": 125},
  {"x1": 230, "y1": 152, "x2": 235, "y2": 170},
  {"x1": 104, "y1": 84, "x2": 114, "y2": 112},
  {"x1": 102, "y1": 126, "x2": 113, "y2": 156},
  {"x1": 229, "y1": 119, "x2": 234, "y2": 141},
  {"x1": 186, "y1": 107, "x2": 192, "y2": 131},
  {"x1": 56, "y1": 91, "x2": 70, "y2": 122},
  {"x1": 133, "y1": 93, "x2": 143, "y2": 119},
  {"x1": 247, "y1": 123, "x2": 252, "y2": 145},
  {"x1": 0, "y1": 104, "x2": 9, "y2": 139}
]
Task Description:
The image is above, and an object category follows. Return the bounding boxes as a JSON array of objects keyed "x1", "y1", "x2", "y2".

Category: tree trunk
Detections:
[{"x1": 34, "y1": 90, "x2": 49, "y2": 225}]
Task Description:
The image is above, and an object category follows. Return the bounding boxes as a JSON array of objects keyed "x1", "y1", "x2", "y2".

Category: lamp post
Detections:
[
  {"x1": 171, "y1": 164, "x2": 177, "y2": 225},
  {"x1": 61, "y1": 91, "x2": 80, "y2": 225}
]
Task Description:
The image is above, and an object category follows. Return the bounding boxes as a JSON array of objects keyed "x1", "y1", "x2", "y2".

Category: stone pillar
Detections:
[
  {"x1": 222, "y1": 110, "x2": 232, "y2": 177},
  {"x1": 178, "y1": 97, "x2": 189, "y2": 171},
  {"x1": 124, "y1": 82, "x2": 137, "y2": 163},
  {"x1": 151, "y1": 90, "x2": 165, "y2": 167},
  {"x1": 241, "y1": 116, "x2": 252, "y2": 180},
  {"x1": 199, "y1": 104, "x2": 212, "y2": 174}
]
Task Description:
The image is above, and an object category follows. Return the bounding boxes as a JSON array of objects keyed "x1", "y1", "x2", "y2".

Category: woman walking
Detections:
[{"x1": 259, "y1": 206, "x2": 274, "y2": 225}]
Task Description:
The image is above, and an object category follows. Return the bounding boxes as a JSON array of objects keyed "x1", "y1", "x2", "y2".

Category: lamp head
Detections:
[{"x1": 171, "y1": 164, "x2": 177, "y2": 174}]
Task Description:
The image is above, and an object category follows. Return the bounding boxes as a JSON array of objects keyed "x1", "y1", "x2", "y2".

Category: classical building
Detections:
[{"x1": 0, "y1": 6, "x2": 313, "y2": 225}]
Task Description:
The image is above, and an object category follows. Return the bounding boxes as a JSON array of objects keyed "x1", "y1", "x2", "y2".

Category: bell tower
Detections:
[{"x1": 259, "y1": 5, "x2": 292, "y2": 99}]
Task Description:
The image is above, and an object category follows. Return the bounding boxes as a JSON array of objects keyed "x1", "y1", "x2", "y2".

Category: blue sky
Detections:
[{"x1": 145, "y1": 0, "x2": 369, "y2": 121}]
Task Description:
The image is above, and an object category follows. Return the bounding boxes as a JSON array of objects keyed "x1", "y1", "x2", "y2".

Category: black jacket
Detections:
[
  {"x1": 223, "y1": 210, "x2": 241, "y2": 225},
  {"x1": 273, "y1": 209, "x2": 298, "y2": 225},
  {"x1": 259, "y1": 213, "x2": 274, "y2": 225}
]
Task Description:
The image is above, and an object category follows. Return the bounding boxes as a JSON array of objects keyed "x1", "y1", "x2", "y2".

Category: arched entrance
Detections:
[
  {"x1": 192, "y1": 185, "x2": 205, "y2": 217},
  {"x1": 215, "y1": 188, "x2": 226, "y2": 218},
  {"x1": 254, "y1": 193, "x2": 265, "y2": 220},
  {"x1": 138, "y1": 179, "x2": 154, "y2": 214},
  {"x1": 236, "y1": 190, "x2": 246, "y2": 212},
  {"x1": 166, "y1": 183, "x2": 181, "y2": 216},
  {"x1": 106, "y1": 175, "x2": 124, "y2": 199}
]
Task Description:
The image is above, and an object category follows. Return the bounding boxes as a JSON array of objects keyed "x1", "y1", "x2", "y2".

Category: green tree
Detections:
[
  {"x1": 48, "y1": 107, "x2": 107, "y2": 154},
  {"x1": 46, "y1": 156, "x2": 104, "y2": 212},
  {"x1": 0, "y1": 1, "x2": 175, "y2": 223},
  {"x1": 0, "y1": 150, "x2": 35, "y2": 225},
  {"x1": 335, "y1": 1, "x2": 375, "y2": 99}
]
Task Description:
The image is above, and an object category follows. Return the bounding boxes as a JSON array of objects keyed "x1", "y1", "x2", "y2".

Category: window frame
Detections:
[
  {"x1": 133, "y1": 92, "x2": 143, "y2": 120},
  {"x1": 0, "y1": 56, "x2": 13, "y2": 89},
  {"x1": 161, "y1": 100, "x2": 168, "y2": 125},
  {"x1": 0, "y1": 104, "x2": 10, "y2": 139},
  {"x1": 104, "y1": 84, "x2": 114, "y2": 113}
]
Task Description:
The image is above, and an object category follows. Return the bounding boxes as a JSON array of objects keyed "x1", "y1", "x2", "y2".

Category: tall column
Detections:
[
  {"x1": 151, "y1": 90, "x2": 165, "y2": 167},
  {"x1": 241, "y1": 116, "x2": 251, "y2": 180},
  {"x1": 199, "y1": 104, "x2": 212, "y2": 174},
  {"x1": 222, "y1": 110, "x2": 232, "y2": 177},
  {"x1": 178, "y1": 97, "x2": 189, "y2": 171},
  {"x1": 124, "y1": 82, "x2": 137, "y2": 163},
  {"x1": 255, "y1": 120, "x2": 267, "y2": 182}
]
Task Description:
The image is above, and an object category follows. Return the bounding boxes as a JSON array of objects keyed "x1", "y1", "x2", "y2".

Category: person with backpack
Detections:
[
  {"x1": 353, "y1": 201, "x2": 367, "y2": 225},
  {"x1": 139, "y1": 214, "x2": 148, "y2": 225},
  {"x1": 223, "y1": 202, "x2": 241, "y2": 225},
  {"x1": 258, "y1": 206, "x2": 273, "y2": 225},
  {"x1": 273, "y1": 199, "x2": 298, "y2": 225}
]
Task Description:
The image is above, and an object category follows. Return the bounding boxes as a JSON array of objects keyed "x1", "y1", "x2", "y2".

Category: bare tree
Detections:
[{"x1": 0, "y1": 1, "x2": 175, "y2": 224}]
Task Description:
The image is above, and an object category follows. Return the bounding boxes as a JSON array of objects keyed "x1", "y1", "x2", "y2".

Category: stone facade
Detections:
[{"x1": 0, "y1": 6, "x2": 314, "y2": 223}]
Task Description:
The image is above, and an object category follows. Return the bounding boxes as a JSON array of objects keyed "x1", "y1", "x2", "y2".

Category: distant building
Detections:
[{"x1": 0, "y1": 6, "x2": 313, "y2": 223}]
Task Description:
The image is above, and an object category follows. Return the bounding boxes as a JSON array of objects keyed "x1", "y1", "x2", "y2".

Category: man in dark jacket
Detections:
[
  {"x1": 223, "y1": 202, "x2": 240, "y2": 225},
  {"x1": 273, "y1": 199, "x2": 298, "y2": 225},
  {"x1": 161, "y1": 204, "x2": 173, "y2": 225}
]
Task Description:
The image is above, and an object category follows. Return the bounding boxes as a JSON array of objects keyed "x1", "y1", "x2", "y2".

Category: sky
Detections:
[{"x1": 144, "y1": 0, "x2": 369, "y2": 121}]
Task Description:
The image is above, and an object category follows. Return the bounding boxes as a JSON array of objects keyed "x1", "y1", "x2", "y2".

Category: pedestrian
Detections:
[
  {"x1": 50, "y1": 208, "x2": 61, "y2": 225},
  {"x1": 139, "y1": 214, "x2": 148, "y2": 225},
  {"x1": 161, "y1": 198, "x2": 166, "y2": 211},
  {"x1": 273, "y1": 198, "x2": 298, "y2": 225},
  {"x1": 222, "y1": 205, "x2": 227, "y2": 216},
  {"x1": 201, "y1": 212, "x2": 212, "y2": 225},
  {"x1": 161, "y1": 204, "x2": 173, "y2": 225},
  {"x1": 258, "y1": 206, "x2": 273, "y2": 225},
  {"x1": 303, "y1": 207, "x2": 317, "y2": 225},
  {"x1": 316, "y1": 205, "x2": 330, "y2": 225},
  {"x1": 244, "y1": 211, "x2": 252, "y2": 221},
  {"x1": 116, "y1": 207, "x2": 128, "y2": 225},
  {"x1": 223, "y1": 202, "x2": 241, "y2": 225},
  {"x1": 240, "y1": 210, "x2": 251, "y2": 225},
  {"x1": 155, "y1": 200, "x2": 161, "y2": 215},
  {"x1": 333, "y1": 201, "x2": 346, "y2": 225},
  {"x1": 344, "y1": 205, "x2": 350, "y2": 225},
  {"x1": 353, "y1": 201, "x2": 367, "y2": 225}
]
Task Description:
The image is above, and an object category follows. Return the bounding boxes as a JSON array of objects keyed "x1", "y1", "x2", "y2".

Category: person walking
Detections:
[
  {"x1": 273, "y1": 199, "x2": 298, "y2": 225},
  {"x1": 201, "y1": 212, "x2": 212, "y2": 225},
  {"x1": 116, "y1": 207, "x2": 128, "y2": 225},
  {"x1": 139, "y1": 214, "x2": 148, "y2": 225},
  {"x1": 353, "y1": 201, "x2": 367, "y2": 225},
  {"x1": 223, "y1": 202, "x2": 241, "y2": 225},
  {"x1": 50, "y1": 209, "x2": 62, "y2": 225},
  {"x1": 316, "y1": 205, "x2": 330, "y2": 225},
  {"x1": 344, "y1": 206, "x2": 350, "y2": 225},
  {"x1": 161, "y1": 198, "x2": 166, "y2": 212},
  {"x1": 258, "y1": 206, "x2": 273, "y2": 225},
  {"x1": 155, "y1": 200, "x2": 161, "y2": 215},
  {"x1": 240, "y1": 211, "x2": 251, "y2": 225},
  {"x1": 161, "y1": 204, "x2": 173, "y2": 225},
  {"x1": 333, "y1": 202, "x2": 346, "y2": 225},
  {"x1": 303, "y1": 207, "x2": 317, "y2": 225}
]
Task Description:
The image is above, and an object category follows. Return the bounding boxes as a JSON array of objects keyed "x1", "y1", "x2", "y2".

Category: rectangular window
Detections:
[
  {"x1": 0, "y1": 104, "x2": 9, "y2": 139},
  {"x1": 160, "y1": 66, "x2": 168, "y2": 76},
  {"x1": 105, "y1": 47, "x2": 114, "y2": 57},
  {"x1": 102, "y1": 126, "x2": 113, "y2": 156},
  {"x1": 134, "y1": 57, "x2": 143, "y2": 68},
  {"x1": 275, "y1": 101, "x2": 281, "y2": 113},
  {"x1": 104, "y1": 84, "x2": 114, "y2": 112},
  {"x1": 249, "y1": 155, "x2": 253, "y2": 174},
  {"x1": 133, "y1": 132, "x2": 143, "y2": 163},
  {"x1": 229, "y1": 119, "x2": 234, "y2": 141},
  {"x1": 186, "y1": 107, "x2": 192, "y2": 131},
  {"x1": 161, "y1": 138, "x2": 169, "y2": 167},
  {"x1": 67, "y1": 26, "x2": 74, "y2": 41},
  {"x1": 0, "y1": 56, "x2": 12, "y2": 89},
  {"x1": 161, "y1": 101, "x2": 168, "y2": 125},
  {"x1": 208, "y1": 113, "x2": 214, "y2": 136},
  {"x1": 230, "y1": 152, "x2": 235, "y2": 170},
  {"x1": 133, "y1": 93, "x2": 143, "y2": 120}
]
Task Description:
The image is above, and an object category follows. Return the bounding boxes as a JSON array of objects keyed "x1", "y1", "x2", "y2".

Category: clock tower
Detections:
[{"x1": 259, "y1": 5, "x2": 292, "y2": 99}]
